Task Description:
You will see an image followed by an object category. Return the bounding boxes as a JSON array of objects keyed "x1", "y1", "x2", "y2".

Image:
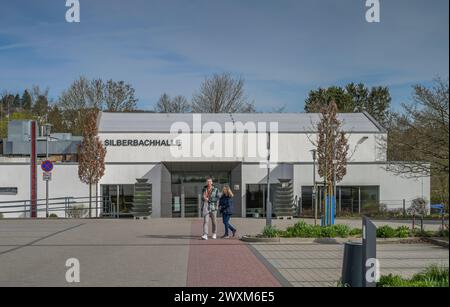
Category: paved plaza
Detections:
[{"x1": 0, "y1": 218, "x2": 448, "y2": 287}]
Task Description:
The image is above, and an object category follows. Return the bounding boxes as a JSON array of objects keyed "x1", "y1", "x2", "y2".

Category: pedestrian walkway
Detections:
[
  {"x1": 186, "y1": 220, "x2": 280, "y2": 287},
  {"x1": 250, "y1": 243, "x2": 449, "y2": 287},
  {"x1": 0, "y1": 219, "x2": 447, "y2": 287}
]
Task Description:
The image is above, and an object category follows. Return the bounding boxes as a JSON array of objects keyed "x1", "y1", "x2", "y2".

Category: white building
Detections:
[{"x1": 0, "y1": 112, "x2": 430, "y2": 218}]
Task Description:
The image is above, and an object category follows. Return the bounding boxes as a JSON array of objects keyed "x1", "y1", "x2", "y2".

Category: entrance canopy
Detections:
[{"x1": 163, "y1": 162, "x2": 240, "y2": 174}]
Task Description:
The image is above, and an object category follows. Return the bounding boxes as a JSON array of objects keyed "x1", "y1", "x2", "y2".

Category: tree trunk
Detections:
[{"x1": 89, "y1": 183, "x2": 92, "y2": 218}]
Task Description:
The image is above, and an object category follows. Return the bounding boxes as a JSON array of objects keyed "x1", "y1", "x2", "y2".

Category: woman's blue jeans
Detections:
[{"x1": 222, "y1": 213, "x2": 236, "y2": 236}]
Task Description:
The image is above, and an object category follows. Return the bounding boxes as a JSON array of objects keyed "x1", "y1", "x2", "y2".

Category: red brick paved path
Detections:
[{"x1": 186, "y1": 220, "x2": 281, "y2": 287}]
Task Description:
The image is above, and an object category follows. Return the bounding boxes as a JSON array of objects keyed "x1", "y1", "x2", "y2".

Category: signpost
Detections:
[{"x1": 41, "y1": 160, "x2": 53, "y2": 217}]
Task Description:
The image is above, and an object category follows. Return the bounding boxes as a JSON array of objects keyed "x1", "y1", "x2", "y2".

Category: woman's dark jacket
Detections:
[{"x1": 219, "y1": 195, "x2": 234, "y2": 215}]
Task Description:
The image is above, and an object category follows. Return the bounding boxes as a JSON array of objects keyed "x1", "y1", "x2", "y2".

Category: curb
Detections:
[
  {"x1": 240, "y1": 236, "x2": 280, "y2": 243},
  {"x1": 241, "y1": 236, "x2": 431, "y2": 244},
  {"x1": 422, "y1": 237, "x2": 449, "y2": 248}
]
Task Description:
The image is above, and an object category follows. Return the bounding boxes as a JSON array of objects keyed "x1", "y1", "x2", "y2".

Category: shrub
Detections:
[
  {"x1": 349, "y1": 228, "x2": 363, "y2": 237},
  {"x1": 438, "y1": 228, "x2": 449, "y2": 237},
  {"x1": 395, "y1": 226, "x2": 411, "y2": 238},
  {"x1": 262, "y1": 225, "x2": 280, "y2": 238},
  {"x1": 285, "y1": 221, "x2": 321, "y2": 238},
  {"x1": 412, "y1": 229, "x2": 435, "y2": 237},
  {"x1": 318, "y1": 226, "x2": 338, "y2": 238},
  {"x1": 0, "y1": 212, "x2": 3, "y2": 219},
  {"x1": 376, "y1": 225, "x2": 397, "y2": 238},
  {"x1": 48, "y1": 213, "x2": 58, "y2": 218},
  {"x1": 332, "y1": 224, "x2": 351, "y2": 238}
]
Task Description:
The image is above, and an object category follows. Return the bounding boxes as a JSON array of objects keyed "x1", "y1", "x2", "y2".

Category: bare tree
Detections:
[
  {"x1": 191, "y1": 73, "x2": 255, "y2": 113},
  {"x1": 78, "y1": 110, "x2": 106, "y2": 218},
  {"x1": 155, "y1": 93, "x2": 191, "y2": 113},
  {"x1": 385, "y1": 78, "x2": 449, "y2": 178},
  {"x1": 104, "y1": 80, "x2": 137, "y2": 112},
  {"x1": 59, "y1": 77, "x2": 138, "y2": 134}
]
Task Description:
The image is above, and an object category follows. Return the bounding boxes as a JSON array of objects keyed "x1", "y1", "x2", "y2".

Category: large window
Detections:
[
  {"x1": 245, "y1": 184, "x2": 280, "y2": 218},
  {"x1": 300, "y1": 185, "x2": 379, "y2": 216},
  {"x1": 101, "y1": 185, "x2": 135, "y2": 218}
]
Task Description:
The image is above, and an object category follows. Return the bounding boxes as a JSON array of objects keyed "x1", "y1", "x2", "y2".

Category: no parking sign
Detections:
[
  {"x1": 41, "y1": 160, "x2": 54, "y2": 173},
  {"x1": 41, "y1": 160, "x2": 53, "y2": 181}
]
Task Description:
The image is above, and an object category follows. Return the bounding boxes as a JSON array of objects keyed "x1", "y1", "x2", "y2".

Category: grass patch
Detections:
[{"x1": 378, "y1": 265, "x2": 449, "y2": 287}]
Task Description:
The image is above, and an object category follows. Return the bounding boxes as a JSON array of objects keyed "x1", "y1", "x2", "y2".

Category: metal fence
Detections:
[
  {"x1": 296, "y1": 198, "x2": 449, "y2": 219},
  {"x1": 0, "y1": 196, "x2": 106, "y2": 219}
]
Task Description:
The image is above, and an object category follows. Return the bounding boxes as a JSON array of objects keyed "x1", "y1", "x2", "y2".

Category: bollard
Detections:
[{"x1": 341, "y1": 242, "x2": 363, "y2": 287}]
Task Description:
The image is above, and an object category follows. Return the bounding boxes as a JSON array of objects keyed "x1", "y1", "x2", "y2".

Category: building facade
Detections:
[{"x1": 0, "y1": 112, "x2": 430, "y2": 218}]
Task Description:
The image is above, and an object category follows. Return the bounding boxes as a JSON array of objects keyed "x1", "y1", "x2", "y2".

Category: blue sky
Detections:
[{"x1": 0, "y1": 0, "x2": 448, "y2": 112}]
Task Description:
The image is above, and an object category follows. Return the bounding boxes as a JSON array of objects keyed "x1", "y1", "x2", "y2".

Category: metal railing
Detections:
[{"x1": 0, "y1": 196, "x2": 107, "y2": 219}]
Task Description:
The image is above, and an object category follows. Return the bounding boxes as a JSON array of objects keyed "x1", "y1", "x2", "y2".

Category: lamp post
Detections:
[
  {"x1": 332, "y1": 129, "x2": 337, "y2": 224},
  {"x1": 310, "y1": 149, "x2": 318, "y2": 226},
  {"x1": 266, "y1": 131, "x2": 272, "y2": 227}
]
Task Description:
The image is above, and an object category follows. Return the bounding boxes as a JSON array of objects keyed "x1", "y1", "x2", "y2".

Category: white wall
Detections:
[
  {"x1": 99, "y1": 132, "x2": 386, "y2": 164},
  {"x1": 0, "y1": 163, "x2": 89, "y2": 218}
]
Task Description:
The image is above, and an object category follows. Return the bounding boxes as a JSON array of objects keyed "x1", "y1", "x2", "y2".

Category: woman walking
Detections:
[{"x1": 219, "y1": 185, "x2": 237, "y2": 239}]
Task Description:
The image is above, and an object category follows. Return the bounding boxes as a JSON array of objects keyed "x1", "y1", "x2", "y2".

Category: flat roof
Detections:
[{"x1": 98, "y1": 112, "x2": 385, "y2": 133}]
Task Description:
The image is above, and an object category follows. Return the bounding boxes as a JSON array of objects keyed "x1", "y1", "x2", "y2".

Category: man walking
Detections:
[{"x1": 201, "y1": 177, "x2": 219, "y2": 240}]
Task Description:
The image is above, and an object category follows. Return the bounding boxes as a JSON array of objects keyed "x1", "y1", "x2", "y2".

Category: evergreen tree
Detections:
[
  {"x1": 12, "y1": 94, "x2": 21, "y2": 109},
  {"x1": 304, "y1": 83, "x2": 391, "y2": 124},
  {"x1": 22, "y1": 90, "x2": 32, "y2": 111}
]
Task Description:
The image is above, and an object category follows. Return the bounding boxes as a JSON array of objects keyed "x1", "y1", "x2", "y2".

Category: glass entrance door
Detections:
[{"x1": 171, "y1": 172, "x2": 230, "y2": 218}]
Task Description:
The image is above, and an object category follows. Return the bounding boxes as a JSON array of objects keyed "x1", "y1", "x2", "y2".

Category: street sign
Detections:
[
  {"x1": 41, "y1": 160, "x2": 54, "y2": 172},
  {"x1": 43, "y1": 172, "x2": 52, "y2": 181}
]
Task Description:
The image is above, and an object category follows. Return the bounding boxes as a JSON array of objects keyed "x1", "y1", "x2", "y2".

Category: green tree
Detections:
[
  {"x1": 22, "y1": 90, "x2": 32, "y2": 111},
  {"x1": 47, "y1": 105, "x2": 67, "y2": 133},
  {"x1": 367, "y1": 86, "x2": 391, "y2": 124},
  {"x1": 305, "y1": 87, "x2": 354, "y2": 113},
  {"x1": 12, "y1": 94, "x2": 21, "y2": 109},
  {"x1": 304, "y1": 83, "x2": 391, "y2": 124},
  {"x1": 32, "y1": 95, "x2": 49, "y2": 123}
]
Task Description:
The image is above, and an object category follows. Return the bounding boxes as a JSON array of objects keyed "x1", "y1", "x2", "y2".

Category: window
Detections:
[
  {"x1": 245, "y1": 184, "x2": 281, "y2": 218},
  {"x1": 0, "y1": 187, "x2": 18, "y2": 195},
  {"x1": 101, "y1": 185, "x2": 136, "y2": 217},
  {"x1": 300, "y1": 185, "x2": 380, "y2": 216}
]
